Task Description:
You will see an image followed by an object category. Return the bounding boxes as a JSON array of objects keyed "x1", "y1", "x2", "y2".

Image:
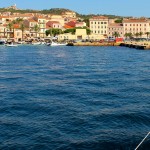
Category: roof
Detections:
[
  {"x1": 46, "y1": 21, "x2": 60, "y2": 27},
  {"x1": 90, "y1": 16, "x2": 108, "y2": 20},
  {"x1": 123, "y1": 19, "x2": 148, "y2": 23},
  {"x1": 28, "y1": 19, "x2": 37, "y2": 22},
  {"x1": 13, "y1": 24, "x2": 20, "y2": 29},
  {"x1": 108, "y1": 23, "x2": 123, "y2": 27},
  {"x1": 64, "y1": 24, "x2": 74, "y2": 29}
]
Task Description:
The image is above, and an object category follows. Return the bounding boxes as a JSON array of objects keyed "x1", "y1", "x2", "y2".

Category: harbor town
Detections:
[
  {"x1": 1, "y1": 2, "x2": 150, "y2": 150},
  {"x1": 0, "y1": 4, "x2": 150, "y2": 49}
]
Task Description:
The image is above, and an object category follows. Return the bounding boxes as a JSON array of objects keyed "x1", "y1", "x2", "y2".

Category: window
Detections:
[{"x1": 101, "y1": 22, "x2": 103, "y2": 24}]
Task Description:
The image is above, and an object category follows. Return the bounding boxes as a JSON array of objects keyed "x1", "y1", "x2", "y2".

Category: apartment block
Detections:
[
  {"x1": 89, "y1": 16, "x2": 108, "y2": 35},
  {"x1": 123, "y1": 19, "x2": 150, "y2": 37},
  {"x1": 108, "y1": 23, "x2": 124, "y2": 37}
]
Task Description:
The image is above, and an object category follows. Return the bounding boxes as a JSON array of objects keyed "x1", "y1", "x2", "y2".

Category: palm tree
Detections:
[
  {"x1": 20, "y1": 23, "x2": 25, "y2": 41},
  {"x1": 128, "y1": 32, "x2": 133, "y2": 39},
  {"x1": 33, "y1": 24, "x2": 40, "y2": 38},
  {"x1": 135, "y1": 32, "x2": 139, "y2": 38},
  {"x1": 124, "y1": 33, "x2": 129, "y2": 39},
  {"x1": 145, "y1": 32, "x2": 150, "y2": 39},
  {"x1": 113, "y1": 31, "x2": 120, "y2": 38},
  {"x1": 139, "y1": 32, "x2": 143, "y2": 38},
  {"x1": 7, "y1": 22, "x2": 14, "y2": 38}
]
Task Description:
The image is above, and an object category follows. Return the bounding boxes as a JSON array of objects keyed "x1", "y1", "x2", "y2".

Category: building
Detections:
[
  {"x1": 49, "y1": 15, "x2": 65, "y2": 26},
  {"x1": 89, "y1": 16, "x2": 109, "y2": 35},
  {"x1": 33, "y1": 16, "x2": 46, "y2": 37},
  {"x1": 23, "y1": 19, "x2": 38, "y2": 38},
  {"x1": 62, "y1": 11, "x2": 76, "y2": 18},
  {"x1": 58, "y1": 28, "x2": 106, "y2": 41},
  {"x1": 123, "y1": 19, "x2": 150, "y2": 38},
  {"x1": 46, "y1": 21, "x2": 62, "y2": 29},
  {"x1": 108, "y1": 23, "x2": 124, "y2": 38}
]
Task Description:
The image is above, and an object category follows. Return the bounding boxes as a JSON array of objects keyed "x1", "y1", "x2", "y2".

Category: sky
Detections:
[{"x1": 0, "y1": 0, "x2": 150, "y2": 17}]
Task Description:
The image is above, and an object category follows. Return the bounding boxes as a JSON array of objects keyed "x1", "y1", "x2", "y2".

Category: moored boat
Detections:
[
  {"x1": 50, "y1": 41, "x2": 67, "y2": 46},
  {"x1": 6, "y1": 43, "x2": 18, "y2": 47}
]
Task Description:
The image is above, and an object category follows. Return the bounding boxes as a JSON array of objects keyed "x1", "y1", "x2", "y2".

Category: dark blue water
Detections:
[{"x1": 0, "y1": 45, "x2": 150, "y2": 150}]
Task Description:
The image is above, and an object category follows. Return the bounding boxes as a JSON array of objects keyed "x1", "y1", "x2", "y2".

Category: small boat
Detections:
[
  {"x1": 0, "y1": 39, "x2": 6, "y2": 45},
  {"x1": 50, "y1": 41, "x2": 67, "y2": 46},
  {"x1": 32, "y1": 42, "x2": 41, "y2": 45},
  {"x1": 6, "y1": 43, "x2": 18, "y2": 47}
]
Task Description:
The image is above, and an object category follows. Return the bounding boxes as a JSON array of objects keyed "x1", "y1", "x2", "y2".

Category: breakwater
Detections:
[
  {"x1": 120, "y1": 41, "x2": 150, "y2": 50},
  {"x1": 67, "y1": 42, "x2": 120, "y2": 46},
  {"x1": 67, "y1": 41, "x2": 150, "y2": 50}
]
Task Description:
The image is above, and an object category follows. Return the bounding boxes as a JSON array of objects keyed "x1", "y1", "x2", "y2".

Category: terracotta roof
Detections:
[
  {"x1": 13, "y1": 24, "x2": 20, "y2": 29},
  {"x1": 0, "y1": 16, "x2": 10, "y2": 19},
  {"x1": 28, "y1": 19, "x2": 37, "y2": 22},
  {"x1": 64, "y1": 24, "x2": 74, "y2": 29},
  {"x1": 123, "y1": 19, "x2": 147, "y2": 23},
  {"x1": 108, "y1": 23, "x2": 123, "y2": 27},
  {"x1": 90, "y1": 16, "x2": 108, "y2": 19},
  {"x1": 66, "y1": 21, "x2": 76, "y2": 27}
]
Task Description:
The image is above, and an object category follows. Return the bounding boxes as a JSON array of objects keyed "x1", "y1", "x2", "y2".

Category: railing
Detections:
[{"x1": 135, "y1": 132, "x2": 150, "y2": 150}]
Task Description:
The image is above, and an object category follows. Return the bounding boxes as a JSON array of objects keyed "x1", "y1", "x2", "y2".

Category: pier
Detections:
[
  {"x1": 119, "y1": 41, "x2": 150, "y2": 50},
  {"x1": 67, "y1": 41, "x2": 150, "y2": 50}
]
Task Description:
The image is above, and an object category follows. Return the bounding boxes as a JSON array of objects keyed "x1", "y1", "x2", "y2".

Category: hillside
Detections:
[{"x1": 0, "y1": 7, "x2": 124, "y2": 19}]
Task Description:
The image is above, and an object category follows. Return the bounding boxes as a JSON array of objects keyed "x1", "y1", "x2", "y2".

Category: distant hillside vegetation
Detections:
[
  {"x1": 0, "y1": 7, "x2": 125, "y2": 20},
  {"x1": 41, "y1": 8, "x2": 73, "y2": 14}
]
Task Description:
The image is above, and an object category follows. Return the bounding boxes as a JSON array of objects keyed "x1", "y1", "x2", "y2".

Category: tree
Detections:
[
  {"x1": 139, "y1": 32, "x2": 143, "y2": 38},
  {"x1": 83, "y1": 18, "x2": 89, "y2": 27},
  {"x1": 145, "y1": 32, "x2": 150, "y2": 39},
  {"x1": 7, "y1": 22, "x2": 14, "y2": 38},
  {"x1": 135, "y1": 32, "x2": 139, "y2": 38},
  {"x1": 113, "y1": 31, "x2": 120, "y2": 38},
  {"x1": 45, "y1": 28, "x2": 63, "y2": 37},
  {"x1": 128, "y1": 32, "x2": 133, "y2": 39},
  {"x1": 86, "y1": 28, "x2": 91, "y2": 35},
  {"x1": 124, "y1": 33, "x2": 128, "y2": 39},
  {"x1": 7, "y1": 22, "x2": 13, "y2": 31},
  {"x1": 64, "y1": 28, "x2": 76, "y2": 34},
  {"x1": 114, "y1": 19, "x2": 123, "y2": 23},
  {"x1": 33, "y1": 24, "x2": 40, "y2": 37},
  {"x1": 20, "y1": 23, "x2": 25, "y2": 40},
  {"x1": 124, "y1": 33, "x2": 133, "y2": 39}
]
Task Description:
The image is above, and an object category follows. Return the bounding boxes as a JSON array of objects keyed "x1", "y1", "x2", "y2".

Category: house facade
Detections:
[{"x1": 89, "y1": 16, "x2": 109, "y2": 35}]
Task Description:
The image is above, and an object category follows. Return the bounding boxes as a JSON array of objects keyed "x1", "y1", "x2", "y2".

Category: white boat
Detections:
[
  {"x1": 6, "y1": 43, "x2": 18, "y2": 47},
  {"x1": 50, "y1": 41, "x2": 67, "y2": 46},
  {"x1": 32, "y1": 42, "x2": 41, "y2": 45}
]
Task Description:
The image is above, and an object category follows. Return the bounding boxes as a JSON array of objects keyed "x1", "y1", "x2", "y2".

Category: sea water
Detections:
[{"x1": 0, "y1": 45, "x2": 150, "y2": 150}]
